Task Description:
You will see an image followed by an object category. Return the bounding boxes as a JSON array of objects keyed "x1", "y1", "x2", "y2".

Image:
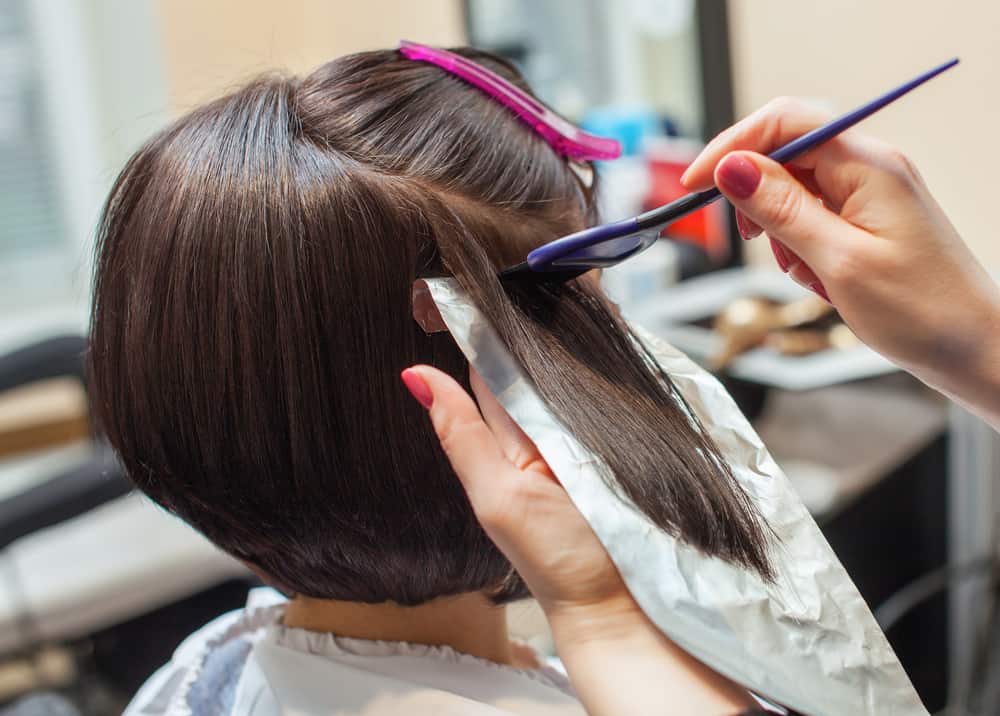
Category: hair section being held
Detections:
[{"x1": 424, "y1": 197, "x2": 774, "y2": 580}]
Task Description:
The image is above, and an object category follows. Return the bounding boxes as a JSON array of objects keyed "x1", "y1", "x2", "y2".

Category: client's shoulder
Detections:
[{"x1": 123, "y1": 587, "x2": 287, "y2": 716}]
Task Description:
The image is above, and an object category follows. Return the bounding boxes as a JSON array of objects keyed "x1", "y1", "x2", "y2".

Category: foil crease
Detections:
[{"x1": 425, "y1": 278, "x2": 927, "y2": 716}]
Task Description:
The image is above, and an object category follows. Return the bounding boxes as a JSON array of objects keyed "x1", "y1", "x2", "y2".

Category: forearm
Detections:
[
  {"x1": 547, "y1": 598, "x2": 754, "y2": 716},
  {"x1": 917, "y1": 289, "x2": 1000, "y2": 432},
  {"x1": 940, "y1": 355, "x2": 1000, "y2": 432}
]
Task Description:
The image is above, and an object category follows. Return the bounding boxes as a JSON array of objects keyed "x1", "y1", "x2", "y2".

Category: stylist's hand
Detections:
[
  {"x1": 401, "y1": 365, "x2": 629, "y2": 618},
  {"x1": 682, "y1": 99, "x2": 1000, "y2": 425},
  {"x1": 400, "y1": 365, "x2": 755, "y2": 716}
]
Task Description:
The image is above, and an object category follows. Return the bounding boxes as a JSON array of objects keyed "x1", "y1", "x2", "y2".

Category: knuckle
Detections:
[
  {"x1": 758, "y1": 98, "x2": 796, "y2": 146},
  {"x1": 766, "y1": 96, "x2": 801, "y2": 115},
  {"x1": 870, "y1": 141, "x2": 920, "y2": 184},
  {"x1": 759, "y1": 97, "x2": 828, "y2": 149},
  {"x1": 436, "y1": 414, "x2": 474, "y2": 456},
  {"x1": 764, "y1": 96, "x2": 821, "y2": 123},
  {"x1": 766, "y1": 184, "x2": 804, "y2": 230},
  {"x1": 760, "y1": 97, "x2": 834, "y2": 142},
  {"x1": 884, "y1": 148, "x2": 920, "y2": 184},
  {"x1": 509, "y1": 446, "x2": 540, "y2": 473},
  {"x1": 826, "y1": 246, "x2": 878, "y2": 288}
]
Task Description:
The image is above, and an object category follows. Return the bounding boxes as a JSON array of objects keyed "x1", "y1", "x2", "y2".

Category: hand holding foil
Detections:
[
  {"x1": 401, "y1": 364, "x2": 760, "y2": 716},
  {"x1": 416, "y1": 278, "x2": 927, "y2": 716}
]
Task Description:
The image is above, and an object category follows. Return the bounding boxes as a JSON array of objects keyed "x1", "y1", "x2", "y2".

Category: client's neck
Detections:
[{"x1": 283, "y1": 591, "x2": 523, "y2": 667}]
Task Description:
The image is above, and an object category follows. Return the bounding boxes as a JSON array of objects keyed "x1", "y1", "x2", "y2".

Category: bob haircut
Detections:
[{"x1": 88, "y1": 48, "x2": 771, "y2": 606}]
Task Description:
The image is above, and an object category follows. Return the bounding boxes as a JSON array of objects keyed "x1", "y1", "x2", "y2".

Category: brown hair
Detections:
[{"x1": 88, "y1": 48, "x2": 771, "y2": 606}]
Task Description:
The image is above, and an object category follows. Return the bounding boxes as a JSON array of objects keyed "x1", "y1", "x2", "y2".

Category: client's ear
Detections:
[{"x1": 412, "y1": 279, "x2": 449, "y2": 334}]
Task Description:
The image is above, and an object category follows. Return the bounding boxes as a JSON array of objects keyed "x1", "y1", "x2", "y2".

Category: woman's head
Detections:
[{"x1": 89, "y1": 47, "x2": 771, "y2": 606}]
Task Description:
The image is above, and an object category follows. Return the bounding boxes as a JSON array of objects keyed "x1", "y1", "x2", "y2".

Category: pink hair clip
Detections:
[{"x1": 399, "y1": 40, "x2": 621, "y2": 162}]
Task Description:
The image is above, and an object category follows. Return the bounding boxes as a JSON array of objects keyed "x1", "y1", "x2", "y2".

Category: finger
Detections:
[
  {"x1": 784, "y1": 165, "x2": 849, "y2": 216},
  {"x1": 787, "y1": 166, "x2": 820, "y2": 198},
  {"x1": 469, "y1": 369, "x2": 555, "y2": 479},
  {"x1": 769, "y1": 167, "x2": 837, "y2": 242},
  {"x1": 735, "y1": 210, "x2": 762, "y2": 241},
  {"x1": 769, "y1": 237, "x2": 796, "y2": 272},
  {"x1": 401, "y1": 366, "x2": 513, "y2": 506},
  {"x1": 682, "y1": 99, "x2": 835, "y2": 190},
  {"x1": 766, "y1": 239, "x2": 832, "y2": 303},
  {"x1": 786, "y1": 262, "x2": 831, "y2": 304},
  {"x1": 714, "y1": 151, "x2": 866, "y2": 273}
]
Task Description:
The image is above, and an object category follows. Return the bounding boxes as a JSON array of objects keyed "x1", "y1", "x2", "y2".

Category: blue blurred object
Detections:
[
  {"x1": 0, "y1": 693, "x2": 81, "y2": 716},
  {"x1": 660, "y1": 116, "x2": 681, "y2": 138},
  {"x1": 579, "y1": 106, "x2": 662, "y2": 156}
]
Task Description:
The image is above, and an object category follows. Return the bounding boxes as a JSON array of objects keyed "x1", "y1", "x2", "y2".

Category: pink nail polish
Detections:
[
  {"x1": 716, "y1": 154, "x2": 761, "y2": 200},
  {"x1": 770, "y1": 238, "x2": 791, "y2": 272},
  {"x1": 401, "y1": 369, "x2": 434, "y2": 408},
  {"x1": 809, "y1": 281, "x2": 832, "y2": 304},
  {"x1": 736, "y1": 212, "x2": 762, "y2": 241}
]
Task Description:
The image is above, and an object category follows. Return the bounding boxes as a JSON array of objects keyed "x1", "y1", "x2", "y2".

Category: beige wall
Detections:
[
  {"x1": 155, "y1": 0, "x2": 465, "y2": 112},
  {"x1": 151, "y1": 2, "x2": 998, "y2": 268},
  {"x1": 727, "y1": 1, "x2": 1000, "y2": 268}
]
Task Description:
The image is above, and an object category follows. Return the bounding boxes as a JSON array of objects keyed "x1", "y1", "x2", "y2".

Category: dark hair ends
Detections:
[{"x1": 88, "y1": 48, "x2": 772, "y2": 608}]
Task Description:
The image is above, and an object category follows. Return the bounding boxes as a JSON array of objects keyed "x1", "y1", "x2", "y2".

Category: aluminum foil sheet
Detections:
[{"x1": 424, "y1": 278, "x2": 927, "y2": 716}]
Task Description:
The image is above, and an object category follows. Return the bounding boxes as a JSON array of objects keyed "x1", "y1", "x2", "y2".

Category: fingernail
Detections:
[
  {"x1": 401, "y1": 368, "x2": 434, "y2": 408},
  {"x1": 736, "y1": 211, "x2": 762, "y2": 241},
  {"x1": 679, "y1": 166, "x2": 692, "y2": 187},
  {"x1": 809, "y1": 281, "x2": 832, "y2": 304},
  {"x1": 716, "y1": 154, "x2": 762, "y2": 200},
  {"x1": 770, "y1": 237, "x2": 791, "y2": 272}
]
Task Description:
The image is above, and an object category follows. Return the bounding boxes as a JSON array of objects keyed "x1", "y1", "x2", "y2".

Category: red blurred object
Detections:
[{"x1": 643, "y1": 138, "x2": 730, "y2": 261}]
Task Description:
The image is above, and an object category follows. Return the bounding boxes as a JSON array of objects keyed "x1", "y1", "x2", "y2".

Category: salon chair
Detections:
[
  {"x1": 0, "y1": 335, "x2": 130, "y2": 544},
  {"x1": 0, "y1": 335, "x2": 130, "y2": 547},
  {"x1": 0, "y1": 335, "x2": 253, "y2": 705}
]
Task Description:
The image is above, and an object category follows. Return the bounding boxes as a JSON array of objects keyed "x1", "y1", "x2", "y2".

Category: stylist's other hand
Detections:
[
  {"x1": 682, "y1": 99, "x2": 1000, "y2": 424},
  {"x1": 400, "y1": 365, "x2": 754, "y2": 716},
  {"x1": 400, "y1": 365, "x2": 628, "y2": 619}
]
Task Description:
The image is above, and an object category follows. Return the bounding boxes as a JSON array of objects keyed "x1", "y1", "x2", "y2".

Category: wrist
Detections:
[
  {"x1": 962, "y1": 300, "x2": 1000, "y2": 427},
  {"x1": 928, "y1": 289, "x2": 1000, "y2": 428},
  {"x1": 544, "y1": 593, "x2": 756, "y2": 715},
  {"x1": 543, "y1": 591, "x2": 651, "y2": 651}
]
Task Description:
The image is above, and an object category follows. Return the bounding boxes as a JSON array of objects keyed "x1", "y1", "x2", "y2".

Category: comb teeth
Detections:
[
  {"x1": 498, "y1": 261, "x2": 530, "y2": 279},
  {"x1": 497, "y1": 263, "x2": 587, "y2": 284}
]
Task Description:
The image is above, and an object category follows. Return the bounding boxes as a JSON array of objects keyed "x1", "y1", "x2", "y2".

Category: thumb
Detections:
[{"x1": 715, "y1": 151, "x2": 862, "y2": 267}]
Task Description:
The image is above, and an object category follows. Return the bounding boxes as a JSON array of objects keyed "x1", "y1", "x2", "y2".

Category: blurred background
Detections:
[{"x1": 1, "y1": 1, "x2": 998, "y2": 714}]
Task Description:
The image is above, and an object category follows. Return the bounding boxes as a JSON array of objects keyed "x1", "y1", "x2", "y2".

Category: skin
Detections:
[
  {"x1": 283, "y1": 592, "x2": 528, "y2": 668},
  {"x1": 402, "y1": 104, "x2": 1000, "y2": 713},
  {"x1": 682, "y1": 98, "x2": 1000, "y2": 431},
  {"x1": 401, "y1": 366, "x2": 754, "y2": 716}
]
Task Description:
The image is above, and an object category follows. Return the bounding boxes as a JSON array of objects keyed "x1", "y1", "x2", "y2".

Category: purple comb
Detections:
[
  {"x1": 399, "y1": 40, "x2": 621, "y2": 162},
  {"x1": 500, "y1": 57, "x2": 960, "y2": 282}
]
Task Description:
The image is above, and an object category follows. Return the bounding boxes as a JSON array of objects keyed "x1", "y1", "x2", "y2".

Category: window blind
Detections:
[{"x1": 0, "y1": 0, "x2": 65, "y2": 256}]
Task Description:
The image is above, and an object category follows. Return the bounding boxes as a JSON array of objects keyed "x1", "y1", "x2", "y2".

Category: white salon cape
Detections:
[{"x1": 124, "y1": 589, "x2": 586, "y2": 716}]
